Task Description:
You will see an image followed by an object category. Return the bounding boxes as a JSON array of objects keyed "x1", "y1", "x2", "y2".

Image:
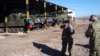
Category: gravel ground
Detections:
[{"x1": 0, "y1": 20, "x2": 90, "y2": 56}]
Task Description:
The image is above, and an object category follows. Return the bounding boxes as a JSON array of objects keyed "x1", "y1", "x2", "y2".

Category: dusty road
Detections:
[{"x1": 0, "y1": 20, "x2": 90, "y2": 56}]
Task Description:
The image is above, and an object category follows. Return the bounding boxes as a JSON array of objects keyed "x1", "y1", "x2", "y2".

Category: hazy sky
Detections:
[{"x1": 47, "y1": 0, "x2": 100, "y2": 17}]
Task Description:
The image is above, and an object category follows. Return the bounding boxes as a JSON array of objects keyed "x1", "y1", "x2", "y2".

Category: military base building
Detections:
[{"x1": 0, "y1": 0, "x2": 74, "y2": 33}]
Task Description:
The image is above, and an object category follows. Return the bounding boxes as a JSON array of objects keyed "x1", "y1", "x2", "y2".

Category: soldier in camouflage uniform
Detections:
[
  {"x1": 85, "y1": 15, "x2": 99, "y2": 56},
  {"x1": 61, "y1": 16, "x2": 75, "y2": 56}
]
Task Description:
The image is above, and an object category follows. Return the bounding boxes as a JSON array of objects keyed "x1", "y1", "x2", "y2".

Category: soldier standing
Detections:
[
  {"x1": 61, "y1": 16, "x2": 75, "y2": 56},
  {"x1": 85, "y1": 15, "x2": 99, "y2": 56}
]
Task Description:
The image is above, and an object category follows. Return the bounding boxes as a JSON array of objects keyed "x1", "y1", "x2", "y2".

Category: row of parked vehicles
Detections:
[
  {"x1": 30, "y1": 17, "x2": 65, "y2": 29},
  {"x1": 8, "y1": 13, "x2": 66, "y2": 30}
]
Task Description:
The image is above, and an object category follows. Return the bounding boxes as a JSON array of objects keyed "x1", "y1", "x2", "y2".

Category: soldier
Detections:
[
  {"x1": 61, "y1": 16, "x2": 75, "y2": 56},
  {"x1": 85, "y1": 15, "x2": 99, "y2": 56}
]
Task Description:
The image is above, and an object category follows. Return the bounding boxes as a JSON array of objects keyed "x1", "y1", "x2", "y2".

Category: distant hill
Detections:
[
  {"x1": 97, "y1": 15, "x2": 100, "y2": 19},
  {"x1": 76, "y1": 15, "x2": 100, "y2": 20},
  {"x1": 76, "y1": 16, "x2": 89, "y2": 20}
]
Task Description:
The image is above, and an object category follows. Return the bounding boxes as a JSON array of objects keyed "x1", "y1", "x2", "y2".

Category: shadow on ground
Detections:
[
  {"x1": 75, "y1": 44, "x2": 89, "y2": 49},
  {"x1": 33, "y1": 42, "x2": 68, "y2": 56}
]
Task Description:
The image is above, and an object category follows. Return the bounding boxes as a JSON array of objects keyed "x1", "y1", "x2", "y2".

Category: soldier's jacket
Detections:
[
  {"x1": 85, "y1": 24, "x2": 94, "y2": 38},
  {"x1": 62, "y1": 24, "x2": 75, "y2": 40},
  {"x1": 85, "y1": 21, "x2": 100, "y2": 56}
]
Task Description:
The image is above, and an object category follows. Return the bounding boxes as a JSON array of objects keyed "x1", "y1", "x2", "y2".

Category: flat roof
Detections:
[{"x1": 0, "y1": 0, "x2": 67, "y2": 13}]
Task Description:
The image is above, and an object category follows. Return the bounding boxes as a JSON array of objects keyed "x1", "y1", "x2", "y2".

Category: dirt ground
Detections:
[{"x1": 0, "y1": 20, "x2": 90, "y2": 56}]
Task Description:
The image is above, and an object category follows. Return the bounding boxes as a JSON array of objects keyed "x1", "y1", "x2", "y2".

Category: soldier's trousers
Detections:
[{"x1": 61, "y1": 37, "x2": 73, "y2": 56}]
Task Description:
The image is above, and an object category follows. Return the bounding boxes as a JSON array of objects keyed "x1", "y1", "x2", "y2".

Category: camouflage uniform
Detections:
[
  {"x1": 61, "y1": 24, "x2": 75, "y2": 56},
  {"x1": 85, "y1": 21, "x2": 100, "y2": 56}
]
